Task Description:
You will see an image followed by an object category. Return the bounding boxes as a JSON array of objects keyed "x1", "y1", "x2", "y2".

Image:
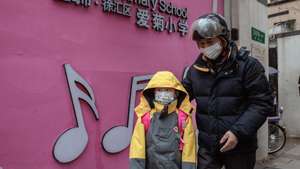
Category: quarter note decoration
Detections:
[
  {"x1": 53, "y1": 64, "x2": 100, "y2": 163},
  {"x1": 101, "y1": 75, "x2": 152, "y2": 153}
]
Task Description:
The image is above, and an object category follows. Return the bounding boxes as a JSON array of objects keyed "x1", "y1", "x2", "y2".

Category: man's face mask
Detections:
[
  {"x1": 154, "y1": 88, "x2": 176, "y2": 105},
  {"x1": 203, "y1": 41, "x2": 223, "y2": 60}
]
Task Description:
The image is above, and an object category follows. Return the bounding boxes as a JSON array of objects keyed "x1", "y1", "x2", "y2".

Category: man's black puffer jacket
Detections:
[{"x1": 182, "y1": 42, "x2": 273, "y2": 153}]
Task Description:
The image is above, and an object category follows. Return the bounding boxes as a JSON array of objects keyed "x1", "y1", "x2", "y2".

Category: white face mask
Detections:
[
  {"x1": 203, "y1": 42, "x2": 223, "y2": 60},
  {"x1": 154, "y1": 90, "x2": 175, "y2": 105}
]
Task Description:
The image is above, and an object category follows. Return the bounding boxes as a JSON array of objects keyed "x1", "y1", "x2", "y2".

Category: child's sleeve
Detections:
[
  {"x1": 182, "y1": 115, "x2": 197, "y2": 169},
  {"x1": 129, "y1": 117, "x2": 146, "y2": 169}
]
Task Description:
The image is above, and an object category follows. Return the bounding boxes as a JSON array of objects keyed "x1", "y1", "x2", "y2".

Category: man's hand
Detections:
[{"x1": 219, "y1": 131, "x2": 238, "y2": 152}]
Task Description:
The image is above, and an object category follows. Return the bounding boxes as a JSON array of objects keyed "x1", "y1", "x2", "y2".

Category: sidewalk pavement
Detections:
[{"x1": 255, "y1": 138, "x2": 300, "y2": 169}]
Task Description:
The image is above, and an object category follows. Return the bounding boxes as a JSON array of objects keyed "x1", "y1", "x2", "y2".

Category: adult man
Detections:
[{"x1": 182, "y1": 13, "x2": 273, "y2": 169}]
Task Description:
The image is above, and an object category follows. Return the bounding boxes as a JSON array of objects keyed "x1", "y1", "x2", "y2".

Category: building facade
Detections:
[
  {"x1": 268, "y1": 0, "x2": 300, "y2": 35},
  {"x1": 267, "y1": 0, "x2": 300, "y2": 138}
]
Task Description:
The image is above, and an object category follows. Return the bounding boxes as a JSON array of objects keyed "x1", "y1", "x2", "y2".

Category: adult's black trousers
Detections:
[{"x1": 197, "y1": 148, "x2": 256, "y2": 169}]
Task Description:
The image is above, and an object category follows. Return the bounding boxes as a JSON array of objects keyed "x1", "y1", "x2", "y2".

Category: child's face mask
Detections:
[{"x1": 154, "y1": 88, "x2": 176, "y2": 105}]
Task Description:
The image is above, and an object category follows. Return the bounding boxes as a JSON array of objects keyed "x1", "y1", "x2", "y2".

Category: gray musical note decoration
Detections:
[
  {"x1": 101, "y1": 74, "x2": 153, "y2": 153},
  {"x1": 53, "y1": 64, "x2": 100, "y2": 163}
]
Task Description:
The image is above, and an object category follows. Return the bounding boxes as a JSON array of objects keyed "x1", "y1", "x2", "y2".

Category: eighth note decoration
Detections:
[
  {"x1": 101, "y1": 75, "x2": 152, "y2": 153},
  {"x1": 53, "y1": 64, "x2": 100, "y2": 163}
]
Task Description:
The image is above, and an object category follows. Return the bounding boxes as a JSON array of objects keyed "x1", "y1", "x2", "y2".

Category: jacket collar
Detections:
[{"x1": 152, "y1": 100, "x2": 178, "y2": 115}]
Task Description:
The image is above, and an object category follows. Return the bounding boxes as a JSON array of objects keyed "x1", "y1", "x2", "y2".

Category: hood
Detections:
[{"x1": 135, "y1": 71, "x2": 193, "y2": 117}]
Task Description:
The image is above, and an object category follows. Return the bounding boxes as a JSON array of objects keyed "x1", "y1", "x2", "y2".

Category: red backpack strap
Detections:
[
  {"x1": 141, "y1": 110, "x2": 187, "y2": 151},
  {"x1": 141, "y1": 112, "x2": 151, "y2": 132},
  {"x1": 178, "y1": 110, "x2": 188, "y2": 151}
]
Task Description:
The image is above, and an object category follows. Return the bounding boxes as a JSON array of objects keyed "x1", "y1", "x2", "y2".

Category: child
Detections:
[{"x1": 129, "y1": 71, "x2": 196, "y2": 169}]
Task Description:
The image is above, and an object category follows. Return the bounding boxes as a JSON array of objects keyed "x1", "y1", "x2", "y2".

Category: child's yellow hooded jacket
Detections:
[{"x1": 129, "y1": 71, "x2": 197, "y2": 169}]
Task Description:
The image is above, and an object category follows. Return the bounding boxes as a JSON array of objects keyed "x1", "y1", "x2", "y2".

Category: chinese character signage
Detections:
[
  {"x1": 61, "y1": 0, "x2": 189, "y2": 37},
  {"x1": 63, "y1": 0, "x2": 92, "y2": 7},
  {"x1": 101, "y1": 0, "x2": 132, "y2": 16},
  {"x1": 251, "y1": 27, "x2": 265, "y2": 44}
]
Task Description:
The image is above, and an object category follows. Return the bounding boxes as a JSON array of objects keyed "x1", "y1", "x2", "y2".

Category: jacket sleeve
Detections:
[
  {"x1": 129, "y1": 117, "x2": 146, "y2": 169},
  {"x1": 230, "y1": 58, "x2": 273, "y2": 139},
  {"x1": 182, "y1": 67, "x2": 195, "y2": 101},
  {"x1": 182, "y1": 115, "x2": 197, "y2": 169}
]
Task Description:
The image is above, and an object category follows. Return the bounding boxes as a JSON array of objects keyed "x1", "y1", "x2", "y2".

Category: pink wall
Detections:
[{"x1": 0, "y1": 0, "x2": 224, "y2": 169}]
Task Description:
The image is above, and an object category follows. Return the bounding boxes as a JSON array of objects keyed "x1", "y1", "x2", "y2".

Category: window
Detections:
[
  {"x1": 269, "y1": 19, "x2": 295, "y2": 35},
  {"x1": 270, "y1": 0, "x2": 288, "y2": 3},
  {"x1": 268, "y1": 0, "x2": 295, "y2": 5}
]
